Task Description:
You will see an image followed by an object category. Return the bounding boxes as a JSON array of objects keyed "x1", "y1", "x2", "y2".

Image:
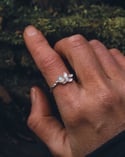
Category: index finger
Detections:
[
  {"x1": 23, "y1": 26, "x2": 79, "y2": 115},
  {"x1": 23, "y1": 26, "x2": 66, "y2": 86}
]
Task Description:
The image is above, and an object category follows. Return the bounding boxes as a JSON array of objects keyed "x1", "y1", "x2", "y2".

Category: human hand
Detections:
[{"x1": 23, "y1": 25, "x2": 125, "y2": 157}]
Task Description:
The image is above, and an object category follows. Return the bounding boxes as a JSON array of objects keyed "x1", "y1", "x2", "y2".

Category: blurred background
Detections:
[{"x1": 0, "y1": 0, "x2": 125, "y2": 156}]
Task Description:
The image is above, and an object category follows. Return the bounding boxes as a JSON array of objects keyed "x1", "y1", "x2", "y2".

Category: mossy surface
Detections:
[
  {"x1": 0, "y1": 2, "x2": 125, "y2": 47},
  {"x1": 0, "y1": 3, "x2": 125, "y2": 69}
]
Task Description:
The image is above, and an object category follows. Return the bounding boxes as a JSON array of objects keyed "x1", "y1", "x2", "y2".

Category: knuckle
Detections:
[
  {"x1": 103, "y1": 89, "x2": 114, "y2": 102},
  {"x1": 27, "y1": 115, "x2": 40, "y2": 130},
  {"x1": 98, "y1": 88, "x2": 119, "y2": 109},
  {"x1": 89, "y1": 39, "x2": 102, "y2": 49},
  {"x1": 40, "y1": 55, "x2": 62, "y2": 73},
  {"x1": 33, "y1": 39, "x2": 48, "y2": 56},
  {"x1": 110, "y1": 48, "x2": 120, "y2": 55},
  {"x1": 33, "y1": 46, "x2": 42, "y2": 59},
  {"x1": 64, "y1": 98, "x2": 84, "y2": 127},
  {"x1": 68, "y1": 34, "x2": 85, "y2": 49},
  {"x1": 54, "y1": 38, "x2": 65, "y2": 50},
  {"x1": 110, "y1": 48, "x2": 119, "y2": 52}
]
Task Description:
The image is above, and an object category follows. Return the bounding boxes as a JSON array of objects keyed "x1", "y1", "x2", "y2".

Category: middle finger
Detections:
[{"x1": 55, "y1": 34, "x2": 107, "y2": 88}]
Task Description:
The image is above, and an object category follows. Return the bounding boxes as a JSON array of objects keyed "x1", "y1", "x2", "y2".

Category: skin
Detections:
[{"x1": 23, "y1": 25, "x2": 125, "y2": 157}]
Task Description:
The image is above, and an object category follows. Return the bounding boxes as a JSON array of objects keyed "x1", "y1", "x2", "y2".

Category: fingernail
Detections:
[
  {"x1": 25, "y1": 26, "x2": 38, "y2": 36},
  {"x1": 31, "y1": 87, "x2": 36, "y2": 103}
]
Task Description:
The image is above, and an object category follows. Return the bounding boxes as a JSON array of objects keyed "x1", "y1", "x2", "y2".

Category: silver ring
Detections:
[{"x1": 50, "y1": 72, "x2": 74, "y2": 91}]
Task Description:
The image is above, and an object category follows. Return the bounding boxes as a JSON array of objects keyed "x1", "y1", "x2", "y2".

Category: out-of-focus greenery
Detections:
[{"x1": 0, "y1": 0, "x2": 125, "y2": 53}]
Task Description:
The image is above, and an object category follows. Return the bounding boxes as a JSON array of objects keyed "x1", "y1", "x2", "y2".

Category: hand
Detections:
[{"x1": 23, "y1": 26, "x2": 125, "y2": 157}]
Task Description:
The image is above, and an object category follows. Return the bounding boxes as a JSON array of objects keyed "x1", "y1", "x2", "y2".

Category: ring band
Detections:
[{"x1": 50, "y1": 72, "x2": 74, "y2": 91}]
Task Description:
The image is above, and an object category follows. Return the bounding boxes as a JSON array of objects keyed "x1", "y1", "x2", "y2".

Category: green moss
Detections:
[
  {"x1": 0, "y1": 4, "x2": 125, "y2": 45},
  {"x1": 0, "y1": 2, "x2": 125, "y2": 70}
]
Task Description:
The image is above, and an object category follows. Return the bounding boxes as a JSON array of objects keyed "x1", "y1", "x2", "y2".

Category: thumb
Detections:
[{"x1": 28, "y1": 87, "x2": 71, "y2": 156}]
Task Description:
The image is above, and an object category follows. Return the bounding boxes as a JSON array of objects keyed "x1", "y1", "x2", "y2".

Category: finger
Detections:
[
  {"x1": 23, "y1": 26, "x2": 77, "y2": 93},
  {"x1": 89, "y1": 40, "x2": 123, "y2": 80},
  {"x1": 55, "y1": 34, "x2": 106, "y2": 88},
  {"x1": 24, "y1": 26, "x2": 81, "y2": 124},
  {"x1": 28, "y1": 87, "x2": 71, "y2": 156},
  {"x1": 110, "y1": 48, "x2": 125, "y2": 70}
]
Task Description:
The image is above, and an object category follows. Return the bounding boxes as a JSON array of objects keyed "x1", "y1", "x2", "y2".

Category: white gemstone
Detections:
[
  {"x1": 69, "y1": 74, "x2": 73, "y2": 77},
  {"x1": 58, "y1": 76, "x2": 64, "y2": 83},
  {"x1": 63, "y1": 72, "x2": 69, "y2": 81},
  {"x1": 68, "y1": 78, "x2": 73, "y2": 82},
  {"x1": 63, "y1": 72, "x2": 68, "y2": 78}
]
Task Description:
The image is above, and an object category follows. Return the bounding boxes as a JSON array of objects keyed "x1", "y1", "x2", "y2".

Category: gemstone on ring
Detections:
[
  {"x1": 58, "y1": 76, "x2": 65, "y2": 83},
  {"x1": 50, "y1": 72, "x2": 74, "y2": 91}
]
